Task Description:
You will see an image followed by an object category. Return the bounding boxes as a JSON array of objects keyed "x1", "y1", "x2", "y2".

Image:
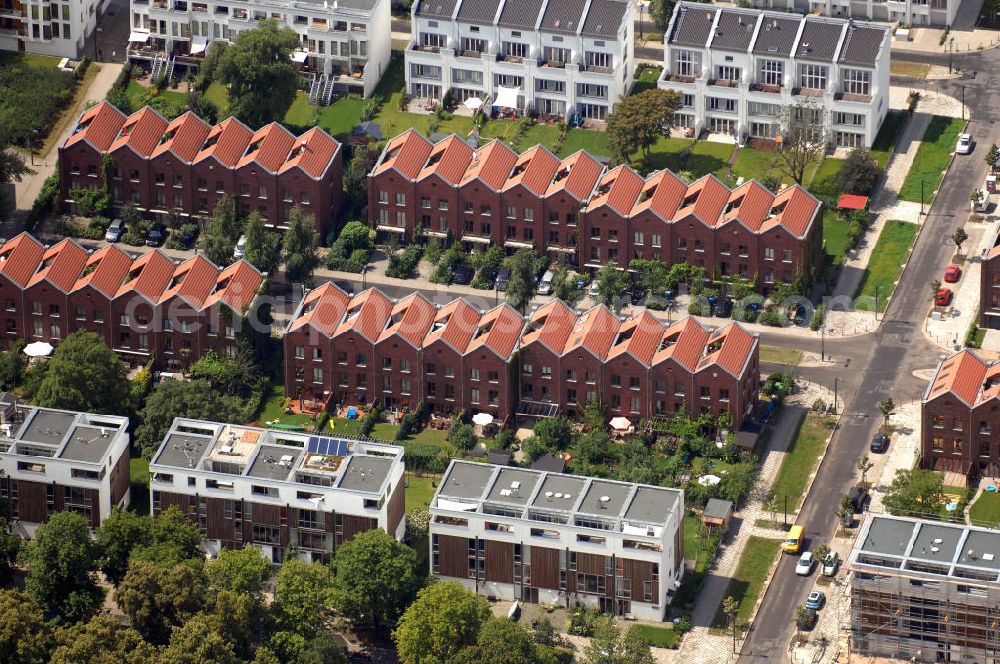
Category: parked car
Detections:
[
  {"x1": 935, "y1": 287, "x2": 953, "y2": 307},
  {"x1": 822, "y1": 551, "x2": 840, "y2": 577},
  {"x1": 944, "y1": 264, "x2": 962, "y2": 283},
  {"x1": 870, "y1": 432, "x2": 889, "y2": 454},
  {"x1": 588, "y1": 280, "x2": 600, "y2": 298},
  {"x1": 847, "y1": 485, "x2": 869, "y2": 513},
  {"x1": 972, "y1": 190, "x2": 990, "y2": 213},
  {"x1": 495, "y1": 266, "x2": 511, "y2": 291},
  {"x1": 630, "y1": 285, "x2": 647, "y2": 305},
  {"x1": 795, "y1": 551, "x2": 815, "y2": 576},
  {"x1": 145, "y1": 223, "x2": 166, "y2": 247},
  {"x1": 451, "y1": 264, "x2": 474, "y2": 285},
  {"x1": 713, "y1": 297, "x2": 734, "y2": 318},
  {"x1": 233, "y1": 234, "x2": 247, "y2": 260},
  {"x1": 805, "y1": 590, "x2": 826, "y2": 610},
  {"x1": 105, "y1": 219, "x2": 125, "y2": 243},
  {"x1": 956, "y1": 133, "x2": 973, "y2": 155},
  {"x1": 537, "y1": 270, "x2": 554, "y2": 295}
]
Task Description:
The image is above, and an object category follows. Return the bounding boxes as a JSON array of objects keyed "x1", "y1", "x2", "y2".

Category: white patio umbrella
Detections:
[
  {"x1": 472, "y1": 412, "x2": 494, "y2": 426},
  {"x1": 464, "y1": 97, "x2": 484, "y2": 111},
  {"x1": 609, "y1": 416, "x2": 632, "y2": 431},
  {"x1": 23, "y1": 341, "x2": 54, "y2": 358},
  {"x1": 697, "y1": 474, "x2": 722, "y2": 487}
]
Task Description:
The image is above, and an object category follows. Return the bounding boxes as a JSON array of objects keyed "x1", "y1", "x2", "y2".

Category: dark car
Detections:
[
  {"x1": 451, "y1": 264, "x2": 474, "y2": 285},
  {"x1": 713, "y1": 298, "x2": 733, "y2": 318},
  {"x1": 870, "y1": 432, "x2": 889, "y2": 453},
  {"x1": 495, "y1": 266, "x2": 511, "y2": 291},
  {"x1": 145, "y1": 223, "x2": 166, "y2": 247},
  {"x1": 630, "y1": 285, "x2": 647, "y2": 305},
  {"x1": 105, "y1": 218, "x2": 125, "y2": 243},
  {"x1": 848, "y1": 485, "x2": 869, "y2": 513}
]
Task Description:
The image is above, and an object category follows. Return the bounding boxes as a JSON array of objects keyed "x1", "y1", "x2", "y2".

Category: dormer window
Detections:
[
  {"x1": 681, "y1": 192, "x2": 699, "y2": 208},
  {"x1": 658, "y1": 332, "x2": 680, "y2": 351},
  {"x1": 725, "y1": 196, "x2": 744, "y2": 214}
]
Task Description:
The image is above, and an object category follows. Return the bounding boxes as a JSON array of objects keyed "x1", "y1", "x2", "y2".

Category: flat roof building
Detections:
[
  {"x1": 429, "y1": 460, "x2": 684, "y2": 620},
  {"x1": 150, "y1": 418, "x2": 406, "y2": 563},
  {"x1": 847, "y1": 514, "x2": 1000, "y2": 662},
  {"x1": 0, "y1": 400, "x2": 131, "y2": 536}
]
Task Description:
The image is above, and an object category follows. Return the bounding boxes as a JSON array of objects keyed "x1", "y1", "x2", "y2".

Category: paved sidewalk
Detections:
[{"x1": 891, "y1": 27, "x2": 1000, "y2": 54}]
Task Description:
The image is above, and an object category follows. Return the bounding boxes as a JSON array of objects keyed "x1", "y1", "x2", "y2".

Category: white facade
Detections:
[
  {"x1": 0, "y1": 403, "x2": 130, "y2": 538},
  {"x1": 0, "y1": 0, "x2": 101, "y2": 58},
  {"x1": 127, "y1": 0, "x2": 390, "y2": 97},
  {"x1": 149, "y1": 418, "x2": 406, "y2": 562},
  {"x1": 429, "y1": 461, "x2": 684, "y2": 621},
  {"x1": 659, "y1": 3, "x2": 890, "y2": 149},
  {"x1": 404, "y1": 0, "x2": 635, "y2": 122},
  {"x1": 751, "y1": 0, "x2": 957, "y2": 28}
]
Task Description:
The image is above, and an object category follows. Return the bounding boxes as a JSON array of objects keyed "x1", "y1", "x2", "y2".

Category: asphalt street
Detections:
[{"x1": 740, "y1": 47, "x2": 1000, "y2": 660}]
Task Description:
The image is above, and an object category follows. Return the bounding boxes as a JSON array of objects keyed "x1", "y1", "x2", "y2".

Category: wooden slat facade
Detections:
[
  {"x1": 386, "y1": 479, "x2": 405, "y2": 537},
  {"x1": 620, "y1": 557, "x2": 658, "y2": 602},
  {"x1": 341, "y1": 514, "x2": 378, "y2": 544},
  {"x1": 17, "y1": 480, "x2": 48, "y2": 524},
  {"x1": 435, "y1": 533, "x2": 470, "y2": 579},
  {"x1": 485, "y1": 540, "x2": 514, "y2": 584},
  {"x1": 529, "y1": 544, "x2": 561, "y2": 590},
  {"x1": 110, "y1": 451, "x2": 131, "y2": 508}
]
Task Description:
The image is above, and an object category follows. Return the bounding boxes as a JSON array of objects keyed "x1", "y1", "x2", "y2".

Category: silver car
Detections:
[{"x1": 795, "y1": 551, "x2": 815, "y2": 576}]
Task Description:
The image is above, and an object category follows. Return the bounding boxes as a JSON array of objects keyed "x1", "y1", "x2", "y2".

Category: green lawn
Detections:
[
  {"x1": 898, "y1": 116, "x2": 966, "y2": 203},
  {"x1": 559, "y1": 128, "x2": 612, "y2": 158},
  {"x1": 689, "y1": 141, "x2": 736, "y2": 181},
  {"x1": 969, "y1": 491, "x2": 1000, "y2": 526},
  {"x1": 808, "y1": 157, "x2": 845, "y2": 190},
  {"x1": 316, "y1": 95, "x2": 369, "y2": 139},
  {"x1": 203, "y1": 81, "x2": 230, "y2": 114},
  {"x1": 405, "y1": 474, "x2": 438, "y2": 514},
  {"x1": 479, "y1": 118, "x2": 522, "y2": 144},
  {"x1": 518, "y1": 123, "x2": 563, "y2": 151},
  {"x1": 20, "y1": 53, "x2": 63, "y2": 68},
  {"x1": 823, "y1": 210, "x2": 853, "y2": 270},
  {"x1": 130, "y1": 457, "x2": 150, "y2": 515},
  {"x1": 633, "y1": 65, "x2": 663, "y2": 93},
  {"x1": 854, "y1": 220, "x2": 920, "y2": 311},
  {"x1": 713, "y1": 536, "x2": 781, "y2": 628},
  {"x1": 126, "y1": 79, "x2": 188, "y2": 111},
  {"x1": 633, "y1": 623, "x2": 680, "y2": 649},
  {"x1": 283, "y1": 91, "x2": 317, "y2": 126},
  {"x1": 770, "y1": 413, "x2": 835, "y2": 512},
  {"x1": 638, "y1": 136, "x2": 694, "y2": 173},
  {"x1": 760, "y1": 346, "x2": 803, "y2": 366},
  {"x1": 254, "y1": 385, "x2": 315, "y2": 428},
  {"x1": 731, "y1": 147, "x2": 776, "y2": 183},
  {"x1": 871, "y1": 111, "x2": 908, "y2": 169}
]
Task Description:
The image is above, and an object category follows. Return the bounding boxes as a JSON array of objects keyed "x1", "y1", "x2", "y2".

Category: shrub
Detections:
[
  {"x1": 27, "y1": 173, "x2": 60, "y2": 230},
  {"x1": 688, "y1": 301, "x2": 704, "y2": 316},
  {"x1": 395, "y1": 413, "x2": 417, "y2": 441},
  {"x1": 810, "y1": 303, "x2": 826, "y2": 331},
  {"x1": 386, "y1": 244, "x2": 424, "y2": 279},
  {"x1": 359, "y1": 405, "x2": 382, "y2": 437},
  {"x1": 758, "y1": 310, "x2": 784, "y2": 327}
]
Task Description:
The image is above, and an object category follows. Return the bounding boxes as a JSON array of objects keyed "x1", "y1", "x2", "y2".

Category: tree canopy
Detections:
[
  {"x1": 883, "y1": 468, "x2": 945, "y2": 518},
  {"x1": 835, "y1": 148, "x2": 880, "y2": 196},
  {"x1": 200, "y1": 196, "x2": 242, "y2": 266},
  {"x1": 51, "y1": 614, "x2": 158, "y2": 664},
  {"x1": 206, "y1": 546, "x2": 272, "y2": 596},
  {"x1": 159, "y1": 614, "x2": 239, "y2": 664},
  {"x1": 241, "y1": 211, "x2": 280, "y2": 274},
  {"x1": 582, "y1": 616, "x2": 654, "y2": 664},
  {"x1": 649, "y1": 0, "x2": 676, "y2": 32},
  {"x1": 595, "y1": 264, "x2": 630, "y2": 309},
  {"x1": 0, "y1": 589, "x2": 53, "y2": 664},
  {"x1": 504, "y1": 249, "x2": 540, "y2": 311},
  {"x1": 607, "y1": 89, "x2": 681, "y2": 163},
  {"x1": 216, "y1": 20, "x2": 301, "y2": 128},
  {"x1": 282, "y1": 208, "x2": 321, "y2": 285},
  {"x1": 135, "y1": 379, "x2": 243, "y2": 458},
  {"x1": 115, "y1": 560, "x2": 208, "y2": 645},
  {"x1": 33, "y1": 331, "x2": 130, "y2": 414},
  {"x1": 393, "y1": 581, "x2": 491, "y2": 664},
  {"x1": 774, "y1": 103, "x2": 828, "y2": 185},
  {"x1": 447, "y1": 618, "x2": 541, "y2": 664},
  {"x1": 271, "y1": 559, "x2": 338, "y2": 639}
]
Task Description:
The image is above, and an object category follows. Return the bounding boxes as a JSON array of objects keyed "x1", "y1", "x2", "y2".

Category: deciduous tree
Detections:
[
  {"x1": 283, "y1": 208, "x2": 320, "y2": 285},
  {"x1": 241, "y1": 211, "x2": 280, "y2": 274},
  {"x1": 200, "y1": 196, "x2": 241, "y2": 266},
  {"x1": 952, "y1": 226, "x2": 969, "y2": 255},
  {"x1": 115, "y1": 560, "x2": 208, "y2": 645},
  {"x1": 331, "y1": 529, "x2": 420, "y2": 634},
  {"x1": 393, "y1": 581, "x2": 491, "y2": 664},
  {"x1": 448, "y1": 618, "x2": 539, "y2": 664},
  {"x1": 51, "y1": 614, "x2": 157, "y2": 664},
  {"x1": 582, "y1": 616, "x2": 653, "y2": 664},
  {"x1": 159, "y1": 613, "x2": 239, "y2": 664},
  {"x1": 884, "y1": 468, "x2": 945, "y2": 517},
  {"x1": 774, "y1": 103, "x2": 828, "y2": 185},
  {"x1": 607, "y1": 89, "x2": 681, "y2": 163},
  {"x1": 0, "y1": 589, "x2": 53, "y2": 663},
  {"x1": 271, "y1": 559, "x2": 337, "y2": 639},
  {"x1": 207, "y1": 546, "x2": 271, "y2": 596},
  {"x1": 216, "y1": 20, "x2": 300, "y2": 128},
  {"x1": 33, "y1": 331, "x2": 130, "y2": 414},
  {"x1": 835, "y1": 148, "x2": 880, "y2": 196},
  {"x1": 504, "y1": 249, "x2": 540, "y2": 312},
  {"x1": 96, "y1": 507, "x2": 153, "y2": 586},
  {"x1": 649, "y1": 0, "x2": 675, "y2": 32},
  {"x1": 594, "y1": 264, "x2": 630, "y2": 309},
  {"x1": 135, "y1": 380, "x2": 243, "y2": 458}
]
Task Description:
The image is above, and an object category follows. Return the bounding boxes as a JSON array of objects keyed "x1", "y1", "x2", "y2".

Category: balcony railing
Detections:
[
  {"x1": 413, "y1": 44, "x2": 440, "y2": 53},
  {"x1": 541, "y1": 60, "x2": 567, "y2": 69},
  {"x1": 835, "y1": 91, "x2": 873, "y2": 103},
  {"x1": 749, "y1": 82, "x2": 782, "y2": 94},
  {"x1": 459, "y1": 49, "x2": 482, "y2": 59},
  {"x1": 584, "y1": 64, "x2": 612, "y2": 74},
  {"x1": 708, "y1": 78, "x2": 738, "y2": 88},
  {"x1": 499, "y1": 54, "x2": 523, "y2": 63},
  {"x1": 667, "y1": 73, "x2": 696, "y2": 83},
  {"x1": 792, "y1": 87, "x2": 824, "y2": 98}
]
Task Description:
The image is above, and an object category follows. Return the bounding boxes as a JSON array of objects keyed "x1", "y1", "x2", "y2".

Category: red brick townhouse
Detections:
[
  {"x1": 59, "y1": 102, "x2": 344, "y2": 237},
  {"x1": 368, "y1": 130, "x2": 823, "y2": 290},
  {"x1": 285, "y1": 283, "x2": 525, "y2": 421},
  {"x1": 921, "y1": 350, "x2": 1000, "y2": 481},
  {"x1": 0, "y1": 233, "x2": 263, "y2": 370},
  {"x1": 519, "y1": 300, "x2": 760, "y2": 428},
  {"x1": 981, "y1": 227, "x2": 1000, "y2": 329}
]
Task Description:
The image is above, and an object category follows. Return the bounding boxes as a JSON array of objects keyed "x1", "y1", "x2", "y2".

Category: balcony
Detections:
[
  {"x1": 0, "y1": 6, "x2": 22, "y2": 17},
  {"x1": 792, "y1": 87, "x2": 824, "y2": 98},
  {"x1": 835, "y1": 91, "x2": 873, "y2": 103},
  {"x1": 749, "y1": 82, "x2": 781, "y2": 94},
  {"x1": 541, "y1": 60, "x2": 567, "y2": 69},
  {"x1": 708, "y1": 78, "x2": 738, "y2": 88},
  {"x1": 459, "y1": 49, "x2": 483, "y2": 59},
  {"x1": 666, "y1": 73, "x2": 696, "y2": 84},
  {"x1": 499, "y1": 54, "x2": 523, "y2": 63},
  {"x1": 412, "y1": 43, "x2": 441, "y2": 53},
  {"x1": 584, "y1": 65, "x2": 612, "y2": 74}
]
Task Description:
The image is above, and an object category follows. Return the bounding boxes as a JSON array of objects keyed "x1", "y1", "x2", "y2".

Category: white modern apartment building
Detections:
[
  {"x1": 404, "y1": 0, "x2": 635, "y2": 122},
  {"x1": 429, "y1": 460, "x2": 685, "y2": 621},
  {"x1": 750, "y1": 0, "x2": 957, "y2": 28},
  {"x1": 149, "y1": 418, "x2": 406, "y2": 563},
  {"x1": 0, "y1": 397, "x2": 131, "y2": 537},
  {"x1": 659, "y1": 2, "x2": 890, "y2": 149},
  {"x1": 0, "y1": 0, "x2": 101, "y2": 58},
  {"x1": 127, "y1": 0, "x2": 390, "y2": 97}
]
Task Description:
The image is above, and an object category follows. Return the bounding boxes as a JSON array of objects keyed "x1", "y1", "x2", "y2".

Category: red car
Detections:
[
  {"x1": 935, "y1": 288, "x2": 953, "y2": 307},
  {"x1": 943, "y1": 264, "x2": 961, "y2": 283}
]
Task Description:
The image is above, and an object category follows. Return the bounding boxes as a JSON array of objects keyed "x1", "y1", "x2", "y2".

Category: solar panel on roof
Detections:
[{"x1": 307, "y1": 436, "x2": 320, "y2": 453}]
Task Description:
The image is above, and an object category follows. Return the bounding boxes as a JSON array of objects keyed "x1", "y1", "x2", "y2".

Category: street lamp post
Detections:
[
  {"x1": 783, "y1": 494, "x2": 788, "y2": 527},
  {"x1": 820, "y1": 324, "x2": 825, "y2": 362},
  {"x1": 920, "y1": 179, "x2": 927, "y2": 215},
  {"x1": 962, "y1": 84, "x2": 966, "y2": 120},
  {"x1": 874, "y1": 284, "x2": 881, "y2": 321},
  {"x1": 639, "y1": 3, "x2": 645, "y2": 40},
  {"x1": 833, "y1": 377, "x2": 838, "y2": 414}
]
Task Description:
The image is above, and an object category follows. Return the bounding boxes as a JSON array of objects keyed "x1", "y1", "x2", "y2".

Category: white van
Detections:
[
  {"x1": 537, "y1": 270, "x2": 554, "y2": 295},
  {"x1": 973, "y1": 190, "x2": 990, "y2": 213}
]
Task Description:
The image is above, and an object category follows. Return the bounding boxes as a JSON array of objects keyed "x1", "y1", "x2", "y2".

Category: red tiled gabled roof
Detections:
[
  {"x1": 0, "y1": 234, "x2": 45, "y2": 287},
  {"x1": 466, "y1": 304, "x2": 525, "y2": 359},
  {"x1": 521, "y1": 299, "x2": 577, "y2": 356},
  {"x1": 587, "y1": 166, "x2": 644, "y2": 215},
  {"x1": 288, "y1": 282, "x2": 351, "y2": 337},
  {"x1": 503, "y1": 145, "x2": 560, "y2": 196},
  {"x1": 673, "y1": 175, "x2": 730, "y2": 226},
  {"x1": 335, "y1": 289, "x2": 394, "y2": 343},
  {"x1": 699, "y1": 322, "x2": 758, "y2": 378},
  {"x1": 279, "y1": 127, "x2": 341, "y2": 179},
  {"x1": 633, "y1": 169, "x2": 687, "y2": 219},
  {"x1": 377, "y1": 292, "x2": 437, "y2": 349},
  {"x1": 372, "y1": 129, "x2": 434, "y2": 179},
  {"x1": 607, "y1": 311, "x2": 666, "y2": 367},
  {"x1": 151, "y1": 112, "x2": 211, "y2": 162},
  {"x1": 564, "y1": 305, "x2": 620, "y2": 360},
  {"x1": 926, "y1": 350, "x2": 991, "y2": 408},
  {"x1": 71, "y1": 245, "x2": 133, "y2": 297},
  {"x1": 652, "y1": 317, "x2": 710, "y2": 370},
  {"x1": 26, "y1": 239, "x2": 88, "y2": 292},
  {"x1": 194, "y1": 117, "x2": 253, "y2": 167},
  {"x1": 109, "y1": 107, "x2": 169, "y2": 157},
  {"x1": 460, "y1": 140, "x2": 518, "y2": 191},
  {"x1": 64, "y1": 101, "x2": 126, "y2": 150},
  {"x1": 762, "y1": 186, "x2": 821, "y2": 238},
  {"x1": 237, "y1": 123, "x2": 296, "y2": 173},
  {"x1": 114, "y1": 250, "x2": 176, "y2": 301},
  {"x1": 159, "y1": 255, "x2": 219, "y2": 309},
  {"x1": 719, "y1": 180, "x2": 776, "y2": 232},
  {"x1": 206, "y1": 260, "x2": 263, "y2": 313},
  {"x1": 546, "y1": 151, "x2": 605, "y2": 202},
  {"x1": 424, "y1": 299, "x2": 482, "y2": 354},
  {"x1": 417, "y1": 135, "x2": 473, "y2": 184}
]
